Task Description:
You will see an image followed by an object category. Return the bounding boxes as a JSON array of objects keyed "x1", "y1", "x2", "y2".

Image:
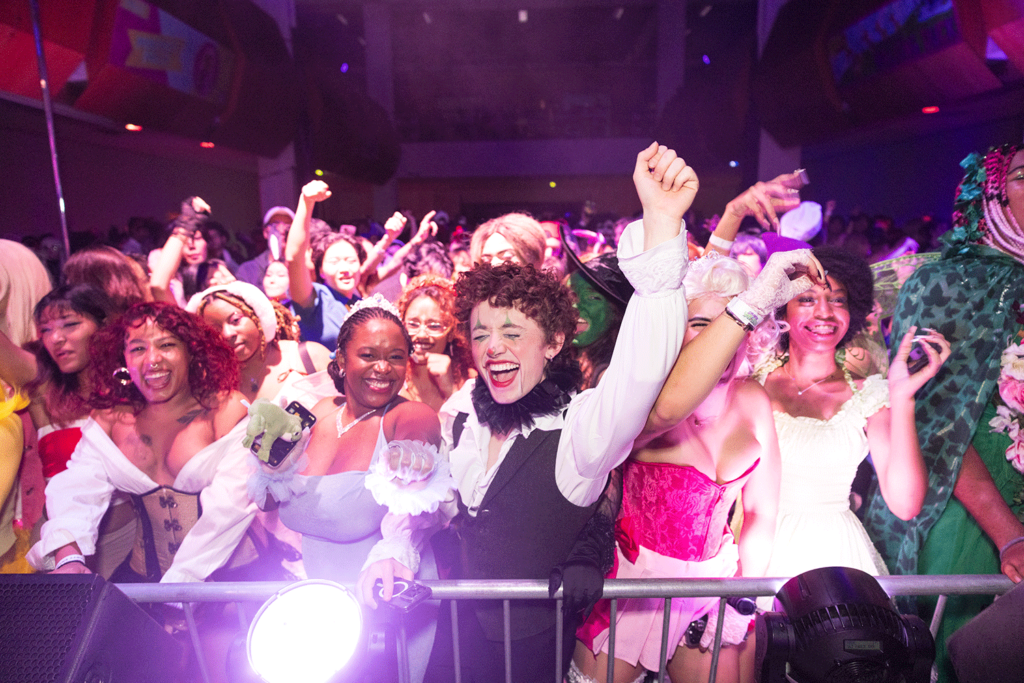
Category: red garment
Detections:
[{"x1": 37, "y1": 424, "x2": 83, "y2": 480}]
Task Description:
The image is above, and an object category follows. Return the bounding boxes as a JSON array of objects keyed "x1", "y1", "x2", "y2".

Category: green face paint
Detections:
[{"x1": 570, "y1": 273, "x2": 614, "y2": 348}]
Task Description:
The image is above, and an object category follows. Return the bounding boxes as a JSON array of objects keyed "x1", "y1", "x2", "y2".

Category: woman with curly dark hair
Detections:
[
  {"x1": 27, "y1": 301, "x2": 261, "y2": 586},
  {"x1": 756, "y1": 245, "x2": 951, "y2": 586},
  {"x1": 397, "y1": 274, "x2": 474, "y2": 411}
]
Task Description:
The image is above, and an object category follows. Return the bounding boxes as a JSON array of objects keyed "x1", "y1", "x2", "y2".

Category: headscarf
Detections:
[{"x1": 948, "y1": 143, "x2": 1024, "y2": 265}]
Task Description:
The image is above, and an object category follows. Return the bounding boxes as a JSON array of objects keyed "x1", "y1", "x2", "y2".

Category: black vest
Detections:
[{"x1": 438, "y1": 412, "x2": 601, "y2": 640}]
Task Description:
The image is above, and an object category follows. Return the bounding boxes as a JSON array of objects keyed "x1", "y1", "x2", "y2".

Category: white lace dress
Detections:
[{"x1": 762, "y1": 372, "x2": 890, "y2": 586}]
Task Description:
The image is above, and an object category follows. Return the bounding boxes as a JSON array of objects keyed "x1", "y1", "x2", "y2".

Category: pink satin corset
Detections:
[{"x1": 616, "y1": 458, "x2": 757, "y2": 563}]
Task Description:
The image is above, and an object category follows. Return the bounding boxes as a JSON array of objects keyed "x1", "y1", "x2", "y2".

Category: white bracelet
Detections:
[
  {"x1": 708, "y1": 233, "x2": 735, "y2": 251},
  {"x1": 725, "y1": 298, "x2": 762, "y2": 332},
  {"x1": 54, "y1": 553, "x2": 86, "y2": 570}
]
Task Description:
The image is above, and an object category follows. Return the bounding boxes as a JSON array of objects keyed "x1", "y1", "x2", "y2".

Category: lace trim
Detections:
[
  {"x1": 247, "y1": 448, "x2": 309, "y2": 509},
  {"x1": 361, "y1": 536, "x2": 421, "y2": 574},
  {"x1": 364, "y1": 444, "x2": 456, "y2": 516},
  {"x1": 617, "y1": 219, "x2": 688, "y2": 297}
]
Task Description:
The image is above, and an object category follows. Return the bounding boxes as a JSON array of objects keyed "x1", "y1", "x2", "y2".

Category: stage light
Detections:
[
  {"x1": 549, "y1": 181, "x2": 557, "y2": 188},
  {"x1": 729, "y1": 160, "x2": 738, "y2": 168},
  {"x1": 125, "y1": 123, "x2": 142, "y2": 131},
  {"x1": 703, "y1": 54, "x2": 711, "y2": 65},
  {"x1": 315, "y1": 169, "x2": 324, "y2": 176},
  {"x1": 519, "y1": 9, "x2": 528, "y2": 22},
  {"x1": 755, "y1": 567, "x2": 933, "y2": 683},
  {"x1": 201, "y1": 141, "x2": 215, "y2": 148},
  {"x1": 340, "y1": 63, "x2": 349, "y2": 73},
  {"x1": 922, "y1": 106, "x2": 939, "y2": 114},
  {"x1": 248, "y1": 580, "x2": 363, "y2": 683}
]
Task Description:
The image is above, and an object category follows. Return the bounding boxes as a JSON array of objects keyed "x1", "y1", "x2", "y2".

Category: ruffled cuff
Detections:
[
  {"x1": 361, "y1": 535, "x2": 421, "y2": 574},
  {"x1": 616, "y1": 219, "x2": 689, "y2": 296},
  {"x1": 364, "y1": 441, "x2": 456, "y2": 515},
  {"x1": 247, "y1": 448, "x2": 309, "y2": 510}
]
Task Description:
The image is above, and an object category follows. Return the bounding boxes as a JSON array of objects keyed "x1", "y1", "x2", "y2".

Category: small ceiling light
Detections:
[
  {"x1": 423, "y1": 11, "x2": 432, "y2": 24},
  {"x1": 702, "y1": 54, "x2": 711, "y2": 65},
  {"x1": 315, "y1": 169, "x2": 324, "y2": 177},
  {"x1": 124, "y1": 123, "x2": 142, "y2": 131},
  {"x1": 336, "y1": 13, "x2": 348, "y2": 25},
  {"x1": 921, "y1": 105, "x2": 940, "y2": 114},
  {"x1": 700, "y1": 5, "x2": 713, "y2": 17},
  {"x1": 201, "y1": 141, "x2": 215, "y2": 148},
  {"x1": 613, "y1": 7, "x2": 624, "y2": 20},
  {"x1": 519, "y1": 9, "x2": 528, "y2": 23},
  {"x1": 340, "y1": 63, "x2": 349, "y2": 73},
  {"x1": 729, "y1": 160, "x2": 738, "y2": 168},
  {"x1": 549, "y1": 181, "x2": 557, "y2": 188}
]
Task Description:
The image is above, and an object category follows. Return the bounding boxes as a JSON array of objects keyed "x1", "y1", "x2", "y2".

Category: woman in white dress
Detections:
[{"x1": 759, "y1": 246, "x2": 949, "y2": 583}]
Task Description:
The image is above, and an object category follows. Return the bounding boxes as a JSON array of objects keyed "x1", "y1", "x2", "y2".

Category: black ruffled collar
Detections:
[{"x1": 471, "y1": 365, "x2": 581, "y2": 435}]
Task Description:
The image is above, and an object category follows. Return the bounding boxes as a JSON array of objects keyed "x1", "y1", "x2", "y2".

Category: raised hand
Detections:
[
  {"x1": 300, "y1": 180, "x2": 331, "y2": 204},
  {"x1": 633, "y1": 142, "x2": 699, "y2": 222},
  {"x1": 736, "y1": 249, "x2": 827, "y2": 318},
  {"x1": 384, "y1": 211, "x2": 408, "y2": 239},
  {"x1": 888, "y1": 327, "x2": 951, "y2": 399},
  {"x1": 410, "y1": 210, "x2": 439, "y2": 246},
  {"x1": 724, "y1": 169, "x2": 806, "y2": 231}
]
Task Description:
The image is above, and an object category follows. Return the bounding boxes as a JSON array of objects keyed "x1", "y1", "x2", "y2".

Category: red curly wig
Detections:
[
  {"x1": 454, "y1": 263, "x2": 578, "y2": 375},
  {"x1": 89, "y1": 301, "x2": 239, "y2": 413},
  {"x1": 397, "y1": 274, "x2": 473, "y2": 385}
]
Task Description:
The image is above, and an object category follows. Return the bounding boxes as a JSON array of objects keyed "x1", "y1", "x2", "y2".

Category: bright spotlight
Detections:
[
  {"x1": 519, "y1": 9, "x2": 528, "y2": 22},
  {"x1": 248, "y1": 580, "x2": 363, "y2": 683},
  {"x1": 729, "y1": 160, "x2": 738, "y2": 168}
]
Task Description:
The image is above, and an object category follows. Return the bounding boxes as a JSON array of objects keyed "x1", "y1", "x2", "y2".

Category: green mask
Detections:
[{"x1": 570, "y1": 272, "x2": 614, "y2": 348}]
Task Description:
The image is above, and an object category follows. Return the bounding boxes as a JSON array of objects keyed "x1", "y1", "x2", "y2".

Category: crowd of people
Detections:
[{"x1": 0, "y1": 140, "x2": 1022, "y2": 683}]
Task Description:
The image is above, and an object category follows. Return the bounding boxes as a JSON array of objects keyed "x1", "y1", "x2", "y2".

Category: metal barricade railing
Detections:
[{"x1": 117, "y1": 574, "x2": 1014, "y2": 683}]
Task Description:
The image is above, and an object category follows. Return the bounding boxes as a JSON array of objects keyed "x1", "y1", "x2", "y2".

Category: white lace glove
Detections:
[
  {"x1": 727, "y1": 249, "x2": 823, "y2": 328},
  {"x1": 383, "y1": 440, "x2": 437, "y2": 484},
  {"x1": 700, "y1": 601, "x2": 753, "y2": 649}
]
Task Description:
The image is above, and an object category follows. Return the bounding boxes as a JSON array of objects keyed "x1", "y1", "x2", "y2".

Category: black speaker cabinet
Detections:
[{"x1": 0, "y1": 573, "x2": 183, "y2": 683}]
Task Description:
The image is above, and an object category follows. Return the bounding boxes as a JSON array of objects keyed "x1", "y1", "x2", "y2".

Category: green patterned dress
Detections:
[{"x1": 861, "y1": 240, "x2": 1024, "y2": 682}]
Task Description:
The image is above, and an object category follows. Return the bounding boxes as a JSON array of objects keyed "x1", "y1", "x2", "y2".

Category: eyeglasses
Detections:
[{"x1": 405, "y1": 320, "x2": 450, "y2": 336}]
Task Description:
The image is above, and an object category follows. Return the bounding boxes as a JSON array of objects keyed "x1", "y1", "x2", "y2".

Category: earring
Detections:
[{"x1": 113, "y1": 367, "x2": 131, "y2": 386}]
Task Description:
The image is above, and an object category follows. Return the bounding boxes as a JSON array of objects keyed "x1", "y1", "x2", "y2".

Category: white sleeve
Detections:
[
  {"x1": 161, "y1": 422, "x2": 258, "y2": 583},
  {"x1": 556, "y1": 219, "x2": 689, "y2": 506},
  {"x1": 360, "y1": 504, "x2": 454, "y2": 574},
  {"x1": 27, "y1": 423, "x2": 117, "y2": 570}
]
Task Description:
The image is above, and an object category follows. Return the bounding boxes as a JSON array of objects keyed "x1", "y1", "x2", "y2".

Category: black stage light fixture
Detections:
[
  {"x1": 0, "y1": 573, "x2": 183, "y2": 683},
  {"x1": 754, "y1": 566, "x2": 933, "y2": 683}
]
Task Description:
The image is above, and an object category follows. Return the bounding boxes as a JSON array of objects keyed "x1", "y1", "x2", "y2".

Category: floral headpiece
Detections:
[
  {"x1": 347, "y1": 292, "x2": 401, "y2": 319},
  {"x1": 949, "y1": 143, "x2": 1024, "y2": 264}
]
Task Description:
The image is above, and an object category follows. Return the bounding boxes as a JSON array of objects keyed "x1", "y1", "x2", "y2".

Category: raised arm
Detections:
[
  {"x1": 285, "y1": 181, "x2": 331, "y2": 309},
  {"x1": 376, "y1": 211, "x2": 439, "y2": 282},
  {"x1": 642, "y1": 248, "x2": 827, "y2": 437},
  {"x1": 0, "y1": 330, "x2": 38, "y2": 389},
  {"x1": 358, "y1": 212, "x2": 406, "y2": 286},
  {"x1": 706, "y1": 171, "x2": 805, "y2": 255},
  {"x1": 150, "y1": 197, "x2": 210, "y2": 304},
  {"x1": 867, "y1": 327, "x2": 950, "y2": 521}
]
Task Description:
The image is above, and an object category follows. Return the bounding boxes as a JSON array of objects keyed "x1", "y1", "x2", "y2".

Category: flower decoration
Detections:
[{"x1": 990, "y1": 341, "x2": 1024, "y2": 475}]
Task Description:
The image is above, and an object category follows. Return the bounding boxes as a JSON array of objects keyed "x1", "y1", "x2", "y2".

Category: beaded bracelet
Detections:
[
  {"x1": 54, "y1": 553, "x2": 86, "y2": 570},
  {"x1": 999, "y1": 536, "x2": 1024, "y2": 563}
]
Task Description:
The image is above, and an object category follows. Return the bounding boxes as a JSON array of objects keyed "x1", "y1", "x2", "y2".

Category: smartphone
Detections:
[
  {"x1": 907, "y1": 340, "x2": 941, "y2": 374},
  {"x1": 375, "y1": 579, "x2": 432, "y2": 613},
  {"x1": 251, "y1": 401, "x2": 316, "y2": 467}
]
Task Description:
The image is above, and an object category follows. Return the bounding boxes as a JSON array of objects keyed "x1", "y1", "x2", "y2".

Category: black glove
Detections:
[
  {"x1": 548, "y1": 475, "x2": 619, "y2": 619},
  {"x1": 549, "y1": 558, "x2": 604, "y2": 619}
]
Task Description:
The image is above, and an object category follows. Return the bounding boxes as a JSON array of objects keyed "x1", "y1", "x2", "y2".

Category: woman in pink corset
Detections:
[{"x1": 572, "y1": 254, "x2": 781, "y2": 683}]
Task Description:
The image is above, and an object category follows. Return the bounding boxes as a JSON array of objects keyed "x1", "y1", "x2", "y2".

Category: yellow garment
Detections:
[{"x1": 0, "y1": 408, "x2": 26, "y2": 565}]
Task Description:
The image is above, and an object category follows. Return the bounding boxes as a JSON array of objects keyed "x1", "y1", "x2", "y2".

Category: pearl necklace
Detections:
[{"x1": 335, "y1": 403, "x2": 383, "y2": 438}]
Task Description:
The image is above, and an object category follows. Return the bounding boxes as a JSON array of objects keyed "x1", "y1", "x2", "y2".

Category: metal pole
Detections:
[{"x1": 28, "y1": 0, "x2": 70, "y2": 256}]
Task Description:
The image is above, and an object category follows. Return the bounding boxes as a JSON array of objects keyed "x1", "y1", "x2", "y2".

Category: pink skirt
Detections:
[{"x1": 577, "y1": 540, "x2": 740, "y2": 671}]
